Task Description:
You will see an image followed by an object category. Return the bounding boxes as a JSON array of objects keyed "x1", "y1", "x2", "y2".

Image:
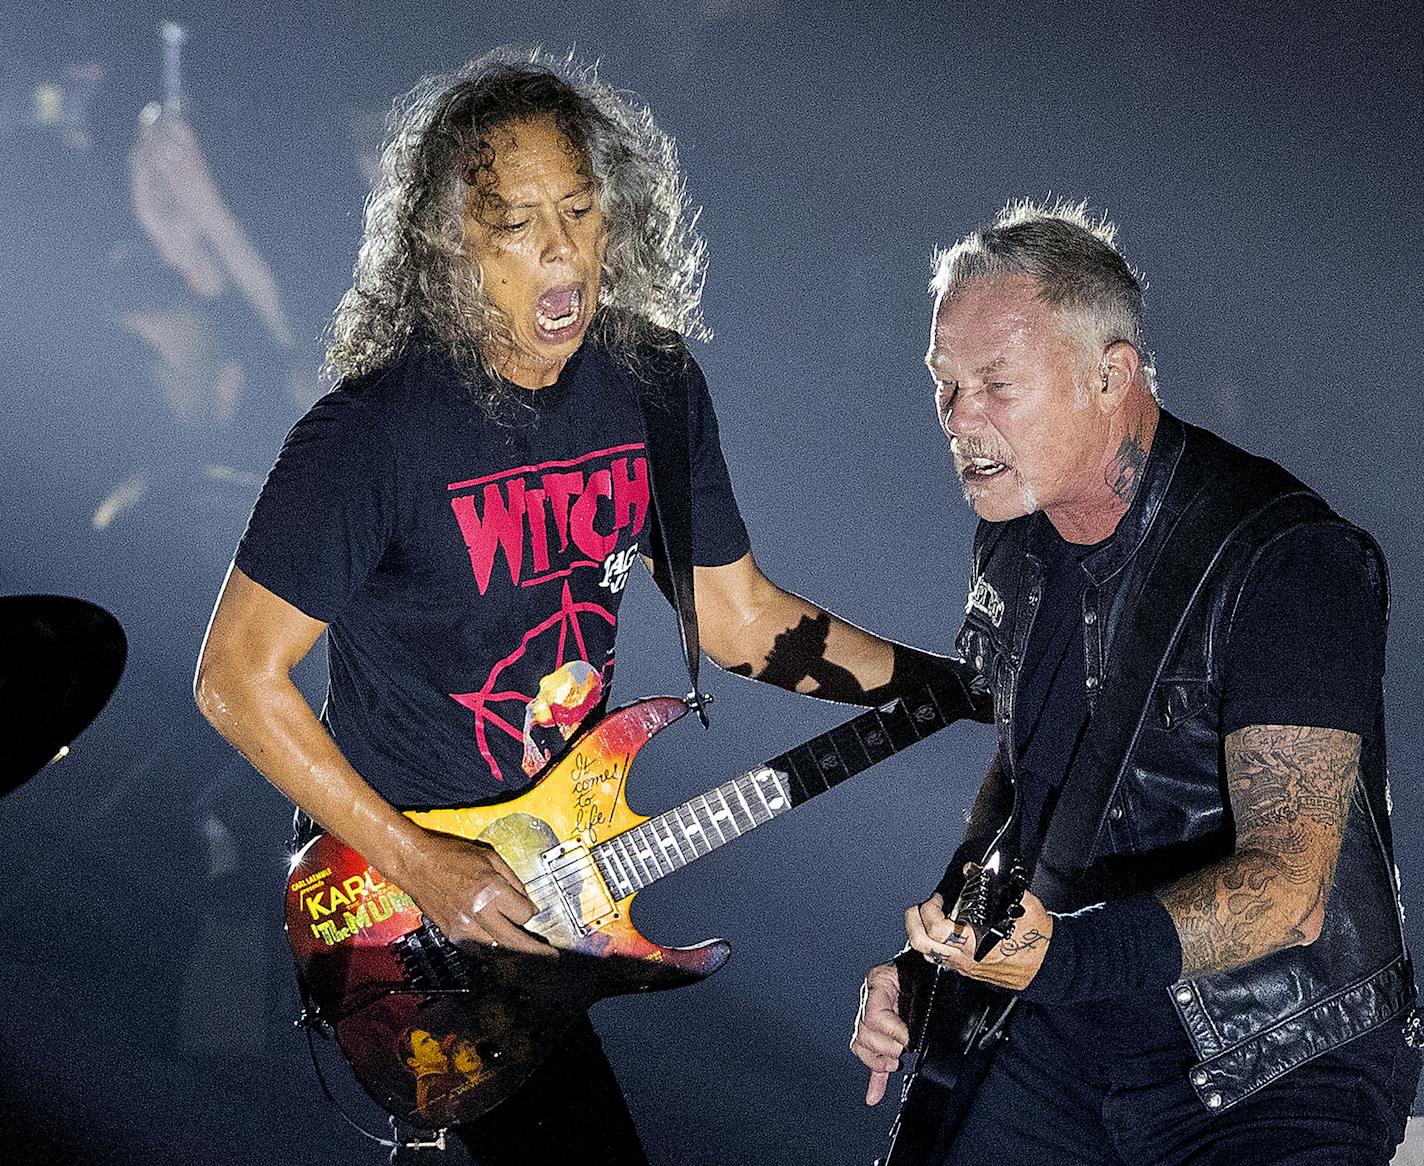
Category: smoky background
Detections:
[{"x1": 2, "y1": 2, "x2": 1420, "y2": 1162}]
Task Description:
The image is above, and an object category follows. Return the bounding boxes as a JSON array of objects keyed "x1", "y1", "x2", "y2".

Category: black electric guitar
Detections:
[{"x1": 878, "y1": 839, "x2": 1029, "y2": 1166}]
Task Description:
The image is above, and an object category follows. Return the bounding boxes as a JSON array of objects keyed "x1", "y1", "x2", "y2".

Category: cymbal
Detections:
[{"x1": 0, "y1": 595, "x2": 127, "y2": 796}]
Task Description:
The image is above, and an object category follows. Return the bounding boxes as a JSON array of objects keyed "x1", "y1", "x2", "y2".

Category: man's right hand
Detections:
[
  {"x1": 396, "y1": 830, "x2": 553, "y2": 957},
  {"x1": 850, "y1": 961, "x2": 909, "y2": 1105},
  {"x1": 193, "y1": 566, "x2": 555, "y2": 960}
]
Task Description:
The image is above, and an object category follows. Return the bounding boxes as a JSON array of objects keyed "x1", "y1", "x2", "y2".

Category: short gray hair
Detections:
[{"x1": 931, "y1": 198, "x2": 1156, "y2": 394}]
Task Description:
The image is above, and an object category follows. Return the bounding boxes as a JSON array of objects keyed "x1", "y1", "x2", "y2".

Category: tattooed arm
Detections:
[
  {"x1": 1158, "y1": 724, "x2": 1359, "y2": 979},
  {"x1": 658, "y1": 549, "x2": 987, "y2": 710},
  {"x1": 906, "y1": 728, "x2": 1360, "y2": 998},
  {"x1": 681, "y1": 551, "x2": 891, "y2": 694}
]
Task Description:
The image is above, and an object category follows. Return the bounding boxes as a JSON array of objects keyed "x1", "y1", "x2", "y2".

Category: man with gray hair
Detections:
[{"x1": 851, "y1": 200, "x2": 1420, "y2": 1163}]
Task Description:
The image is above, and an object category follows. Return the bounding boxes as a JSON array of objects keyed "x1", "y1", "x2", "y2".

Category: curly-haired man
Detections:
[{"x1": 196, "y1": 48, "x2": 983, "y2": 1163}]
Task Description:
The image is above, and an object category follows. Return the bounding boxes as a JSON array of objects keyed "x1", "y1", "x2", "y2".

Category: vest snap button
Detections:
[
  {"x1": 1109, "y1": 804, "x2": 1123, "y2": 821},
  {"x1": 1028, "y1": 593, "x2": 1039, "y2": 604},
  {"x1": 1175, "y1": 986, "x2": 1193, "y2": 1004},
  {"x1": 974, "y1": 654, "x2": 984, "y2": 670},
  {"x1": 1191, "y1": 1069, "x2": 1208, "y2": 1087},
  {"x1": 1086, "y1": 675, "x2": 1099, "y2": 689},
  {"x1": 1205, "y1": 1091, "x2": 1223, "y2": 1109},
  {"x1": 1084, "y1": 610, "x2": 1097, "y2": 624}
]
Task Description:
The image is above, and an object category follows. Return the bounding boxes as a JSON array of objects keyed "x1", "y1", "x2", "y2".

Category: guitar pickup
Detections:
[{"x1": 540, "y1": 840, "x2": 620, "y2": 933}]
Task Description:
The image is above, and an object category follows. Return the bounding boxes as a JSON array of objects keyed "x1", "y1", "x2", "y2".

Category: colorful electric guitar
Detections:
[{"x1": 285, "y1": 681, "x2": 963, "y2": 1129}]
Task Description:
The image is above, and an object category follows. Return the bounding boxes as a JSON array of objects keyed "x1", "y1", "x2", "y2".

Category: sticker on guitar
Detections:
[{"x1": 292, "y1": 865, "x2": 417, "y2": 948}]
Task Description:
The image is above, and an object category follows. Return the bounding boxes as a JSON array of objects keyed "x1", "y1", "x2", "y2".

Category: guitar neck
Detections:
[{"x1": 592, "y1": 679, "x2": 961, "y2": 898}]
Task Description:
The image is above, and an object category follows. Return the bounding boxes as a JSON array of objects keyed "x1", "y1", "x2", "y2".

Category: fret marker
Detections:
[{"x1": 753, "y1": 771, "x2": 788, "y2": 812}]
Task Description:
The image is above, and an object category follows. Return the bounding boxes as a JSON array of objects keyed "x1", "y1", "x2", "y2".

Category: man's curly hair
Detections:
[{"x1": 325, "y1": 47, "x2": 709, "y2": 410}]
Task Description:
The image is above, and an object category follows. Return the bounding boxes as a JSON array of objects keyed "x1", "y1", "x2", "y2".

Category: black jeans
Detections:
[
  {"x1": 453, "y1": 1014, "x2": 648, "y2": 1166},
  {"x1": 944, "y1": 1002, "x2": 1420, "y2": 1165}
]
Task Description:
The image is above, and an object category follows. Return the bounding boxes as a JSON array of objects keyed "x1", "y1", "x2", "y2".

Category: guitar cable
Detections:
[{"x1": 298, "y1": 1009, "x2": 450, "y2": 1159}]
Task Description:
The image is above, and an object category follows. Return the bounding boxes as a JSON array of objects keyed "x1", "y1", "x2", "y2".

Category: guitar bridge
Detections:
[
  {"x1": 391, "y1": 921, "x2": 478, "y2": 993},
  {"x1": 540, "y1": 840, "x2": 620, "y2": 933}
]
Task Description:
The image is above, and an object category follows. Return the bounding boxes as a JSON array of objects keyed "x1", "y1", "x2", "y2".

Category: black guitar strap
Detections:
[
  {"x1": 1034, "y1": 439, "x2": 1313, "y2": 889},
  {"x1": 628, "y1": 349, "x2": 710, "y2": 726}
]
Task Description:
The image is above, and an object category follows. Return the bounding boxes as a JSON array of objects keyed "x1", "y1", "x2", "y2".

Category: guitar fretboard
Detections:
[{"x1": 591, "y1": 680, "x2": 960, "y2": 898}]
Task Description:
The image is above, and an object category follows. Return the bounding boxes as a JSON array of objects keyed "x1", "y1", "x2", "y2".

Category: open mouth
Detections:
[
  {"x1": 960, "y1": 455, "x2": 1010, "y2": 482},
  {"x1": 534, "y1": 284, "x2": 585, "y2": 341}
]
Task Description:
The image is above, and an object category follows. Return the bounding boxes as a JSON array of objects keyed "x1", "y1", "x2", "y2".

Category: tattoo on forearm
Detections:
[
  {"x1": 1160, "y1": 725, "x2": 1359, "y2": 979},
  {"x1": 729, "y1": 612, "x2": 868, "y2": 700},
  {"x1": 998, "y1": 928, "x2": 1047, "y2": 956}
]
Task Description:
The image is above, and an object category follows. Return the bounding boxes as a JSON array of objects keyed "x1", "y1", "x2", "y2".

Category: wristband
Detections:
[
  {"x1": 863, "y1": 642, "x2": 993, "y2": 724},
  {"x1": 1022, "y1": 892, "x2": 1183, "y2": 1004}
]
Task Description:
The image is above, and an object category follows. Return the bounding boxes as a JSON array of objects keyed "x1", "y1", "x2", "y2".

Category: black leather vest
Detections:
[{"x1": 954, "y1": 411, "x2": 1414, "y2": 1110}]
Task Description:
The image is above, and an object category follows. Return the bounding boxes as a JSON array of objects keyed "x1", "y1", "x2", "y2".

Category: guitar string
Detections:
[
  {"x1": 512, "y1": 768, "x2": 784, "y2": 902},
  {"x1": 403, "y1": 693, "x2": 944, "y2": 937},
  {"x1": 524, "y1": 706, "x2": 933, "y2": 907},
  {"x1": 489, "y1": 697, "x2": 941, "y2": 908}
]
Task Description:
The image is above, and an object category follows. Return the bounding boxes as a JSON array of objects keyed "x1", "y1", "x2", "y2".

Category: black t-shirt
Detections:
[
  {"x1": 1012, "y1": 523, "x2": 1104, "y2": 863},
  {"x1": 235, "y1": 339, "x2": 750, "y2": 806},
  {"x1": 1014, "y1": 511, "x2": 1385, "y2": 1072}
]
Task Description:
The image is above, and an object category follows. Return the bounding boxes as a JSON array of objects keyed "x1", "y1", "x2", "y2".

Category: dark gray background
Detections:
[{"x1": 2, "y1": 2, "x2": 1421, "y2": 1162}]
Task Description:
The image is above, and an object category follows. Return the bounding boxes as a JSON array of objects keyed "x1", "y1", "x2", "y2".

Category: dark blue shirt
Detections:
[{"x1": 236, "y1": 339, "x2": 749, "y2": 806}]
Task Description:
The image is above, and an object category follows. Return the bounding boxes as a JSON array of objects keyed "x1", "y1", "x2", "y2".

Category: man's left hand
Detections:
[{"x1": 904, "y1": 889, "x2": 1054, "y2": 992}]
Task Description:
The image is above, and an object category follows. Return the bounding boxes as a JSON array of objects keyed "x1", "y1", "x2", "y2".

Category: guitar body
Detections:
[
  {"x1": 879, "y1": 951, "x2": 1014, "y2": 1166},
  {"x1": 284, "y1": 696, "x2": 729, "y2": 1128}
]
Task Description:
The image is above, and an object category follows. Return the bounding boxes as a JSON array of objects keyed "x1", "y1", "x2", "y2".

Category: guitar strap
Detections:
[
  {"x1": 1034, "y1": 437, "x2": 1312, "y2": 891},
  {"x1": 627, "y1": 348, "x2": 710, "y2": 726}
]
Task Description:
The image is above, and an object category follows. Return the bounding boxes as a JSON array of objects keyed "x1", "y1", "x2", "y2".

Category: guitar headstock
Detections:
[{"x1": 948, "y1": 852, "x2": 1028, "y2": 962}]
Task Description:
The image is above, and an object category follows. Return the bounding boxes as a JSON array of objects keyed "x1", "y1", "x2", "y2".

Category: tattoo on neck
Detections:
[{"x1": 1107, "y1": 430, "x2": 1148, "y2": 506}]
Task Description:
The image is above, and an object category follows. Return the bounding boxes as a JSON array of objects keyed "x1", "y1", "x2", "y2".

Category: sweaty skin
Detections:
[
  {"x1": 929, "y1": 274, "x2": 1156, "y2": 544},
  {"x1": 463, "y1": 115, "x2": 607, "y2": 390}
]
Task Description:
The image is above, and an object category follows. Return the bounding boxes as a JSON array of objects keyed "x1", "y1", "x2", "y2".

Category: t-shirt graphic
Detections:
[
  {"x1": 235, "y1": 338, "x2": 749, "y2": 808},
  {"x1": 445, "y1": 441, "x2": 651, "y2": 783}
]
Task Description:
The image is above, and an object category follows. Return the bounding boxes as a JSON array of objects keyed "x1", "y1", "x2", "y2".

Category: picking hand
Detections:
[
  {"x1": 905, "y1": 888, "x2": 1052, "y2": 992},
  {"x1": 399, "y1": 830, "x2": 554, "y2": 958}
]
